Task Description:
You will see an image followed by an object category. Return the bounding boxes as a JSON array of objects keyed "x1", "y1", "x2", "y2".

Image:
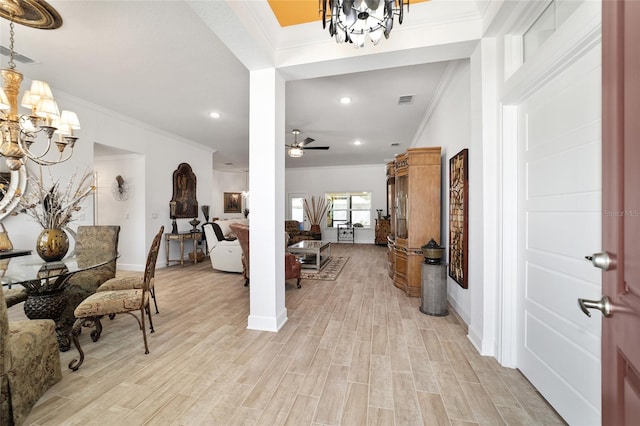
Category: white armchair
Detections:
[{"x1": 202, "y1": 219, "x2": 248, "y2": 273}]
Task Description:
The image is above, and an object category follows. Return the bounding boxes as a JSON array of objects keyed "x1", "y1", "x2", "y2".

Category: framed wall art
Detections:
[
  {"x1": 224, "y1": 192, "x2": 242, "y2": 214},
  {"x1": 449, "y1": 148, "x2": 469, "y2": 288}
]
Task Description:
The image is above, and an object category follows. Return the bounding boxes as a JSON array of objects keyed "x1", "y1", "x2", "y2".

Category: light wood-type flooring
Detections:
[{"x1": 9, "y1": 243, "x2": 566, "y2": 425}]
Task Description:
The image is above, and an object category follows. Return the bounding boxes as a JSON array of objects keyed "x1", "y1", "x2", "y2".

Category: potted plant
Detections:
[{"x1": 303, "y1": 195, "x2": 330, "y2": 236}]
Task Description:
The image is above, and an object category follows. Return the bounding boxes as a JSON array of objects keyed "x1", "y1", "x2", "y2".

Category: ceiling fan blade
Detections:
[
  {"x1": 303, "y1": 146, "x2": 330, "y2": 150},
  {"x1": 301, "y1": 137, "x2": 315, "y2": 146}
]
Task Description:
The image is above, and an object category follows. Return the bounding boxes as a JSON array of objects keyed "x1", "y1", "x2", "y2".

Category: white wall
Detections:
[
  {"x1": 212, "y1": 169, "x2": 249, "y2": 220},
  {"x1": 94, "y1": 152, "x2": 146, "y2": 270},
  {"x1": 285, "y1": 164, "x2": 387, "y2": 244},
  {"x1": 2, "y1": 83, "x2": 215, "y2": 270},
  {"x1": 414, "y1": 59, "x2": 474, "y2": 325}
]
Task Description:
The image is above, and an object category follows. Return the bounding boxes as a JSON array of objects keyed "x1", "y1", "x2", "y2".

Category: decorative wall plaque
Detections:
[
  {"x1": 170, "y1": 163, "x2": 198, "y2": 219},
  {"x1": 449, "y1": 148, "x2": 469, "y2": 288}
]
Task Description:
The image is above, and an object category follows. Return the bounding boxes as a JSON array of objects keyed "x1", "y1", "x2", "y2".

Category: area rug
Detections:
[{"x1": 300, "y1": 256, "x2": 349, "y2": 281}]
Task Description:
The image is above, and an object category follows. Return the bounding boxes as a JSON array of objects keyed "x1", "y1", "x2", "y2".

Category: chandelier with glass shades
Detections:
[
  {"x1": 320, "y1": 0, "x2": 408, "y2": 48},
  {"x1": 0, "y1": 2, "x2": 80, "y2": 171}
]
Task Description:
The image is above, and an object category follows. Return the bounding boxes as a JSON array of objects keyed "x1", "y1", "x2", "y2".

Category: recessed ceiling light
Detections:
[
  {"x1": 340, "y1": 96, "x2": 352, "y2": 104},
  {"x1": 354, "y1": 140, "x2": 362, "y2": 145},
  {"x1": 209, "y1": 112, "x2": 221, "y2": 119}
]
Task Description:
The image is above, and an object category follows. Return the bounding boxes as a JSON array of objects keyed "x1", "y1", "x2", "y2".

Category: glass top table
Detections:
[
  {"x1": 1, "y1": 253, "x2": 116, "y2": 290},
  {"x1": 287, "y1": 240, "x2": 332, "y2": 271},
  {"x1": 1, "y1": 253, "x2": 118, "y2": 351}
]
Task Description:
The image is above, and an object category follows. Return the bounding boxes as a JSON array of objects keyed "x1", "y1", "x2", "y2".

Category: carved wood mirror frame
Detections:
[{"x1": 170, "y1": 163, "x2": 198, "y2": 219}]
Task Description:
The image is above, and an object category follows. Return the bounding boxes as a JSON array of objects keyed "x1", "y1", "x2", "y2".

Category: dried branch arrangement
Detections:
[
  {"x1": 303, "y1": 195, "x2": 330, "y2": 226},
  {"x1": 2, "y1": 167, "x2": 95, "y2": 229}
]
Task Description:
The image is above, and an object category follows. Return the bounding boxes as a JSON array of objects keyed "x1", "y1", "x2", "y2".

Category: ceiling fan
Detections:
[{"x1": 286, "y1": 129, "x2": 330, "y2": 158}]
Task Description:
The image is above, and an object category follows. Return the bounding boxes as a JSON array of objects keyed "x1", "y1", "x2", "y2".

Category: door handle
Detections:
[
  {"x1": 585, "y1": 252, "x2": 615, "y2": 271},
  {"x1": 578, "y1": 296, "x2": 612, "y2": 318}
]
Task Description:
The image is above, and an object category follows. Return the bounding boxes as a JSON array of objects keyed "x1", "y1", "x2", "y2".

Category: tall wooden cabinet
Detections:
[
  {"x1": 386, "y1": 162, "x2": 396, "y2": 278},
  {"x1": 387, "y1": 147, "x2": 441, "y2": 297}
]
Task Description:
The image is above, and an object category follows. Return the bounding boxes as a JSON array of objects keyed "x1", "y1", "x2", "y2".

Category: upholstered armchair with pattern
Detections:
[
  {"x1": 1, "y1": 284, "x2": 62, "y2": 426},
  {"x1": 57, "y1": 225, "x2": 120, "y2": 351},
  {"x1": 284, "y1": 220, "x2": 320, "y2": 245}
]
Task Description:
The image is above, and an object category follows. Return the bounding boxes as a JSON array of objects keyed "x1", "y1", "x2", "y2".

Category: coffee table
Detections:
[{"x1": 288, "y1": 240, "x2": 331, "y2": 271}]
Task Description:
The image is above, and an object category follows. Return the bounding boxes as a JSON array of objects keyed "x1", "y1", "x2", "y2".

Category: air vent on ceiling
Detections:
[
  {"x1": 0, "y1": 45, "x2": 35, "y2": 64},
  {"x1": 391, "y1": 143, "x2": 400, "y2": 147},
  {"x1": 398, "y1": 95, "x2": 414, "y2": 105}
]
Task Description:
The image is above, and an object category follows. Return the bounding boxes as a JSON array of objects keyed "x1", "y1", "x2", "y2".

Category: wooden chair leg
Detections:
[{"x1": 296, "y1": 277, "x2": 301, "y2": 288}]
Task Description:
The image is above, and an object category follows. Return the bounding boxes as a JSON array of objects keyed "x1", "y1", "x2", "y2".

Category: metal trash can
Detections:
[{"x1": 420, "y1": 263, "x2": 449, "y2": 316}]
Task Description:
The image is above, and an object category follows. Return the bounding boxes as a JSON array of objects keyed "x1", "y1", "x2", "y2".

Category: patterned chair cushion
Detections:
[
  {"x1": 97, "y1": 275, "x2": 152, "y2": 292},
  {"x1": 74, "y1": 289, "x2": 147, "y2": 317}
]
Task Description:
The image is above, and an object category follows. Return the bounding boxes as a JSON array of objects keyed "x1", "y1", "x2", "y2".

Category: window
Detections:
[
  {"x1": 326, "y1": 192, "x2": 372, "y2": 228},
  {"x1": 523, "y1": 0, "x2": 581, "y2": 63}
]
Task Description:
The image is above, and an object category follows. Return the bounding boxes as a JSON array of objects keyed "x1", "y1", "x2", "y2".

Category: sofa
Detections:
[
  {"x1": 202, "y1": 219, "x2": 249, "y2": 273},
  {"x1": 285, "y1": 220, "x2": 321, "y2": 245}
]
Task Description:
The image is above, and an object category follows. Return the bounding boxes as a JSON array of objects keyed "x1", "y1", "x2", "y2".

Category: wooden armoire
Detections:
[{"x1": 387, "y1": 147, "x2": 441, "y2": 297}]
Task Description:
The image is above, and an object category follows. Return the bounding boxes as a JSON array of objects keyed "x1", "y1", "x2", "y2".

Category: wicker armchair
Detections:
[
  {"x1": 284, "y1": 220, "x2": 320, "y2": 245},
  {"x1": 1, "y1": 285, "x2": 62, "y2": 426}
]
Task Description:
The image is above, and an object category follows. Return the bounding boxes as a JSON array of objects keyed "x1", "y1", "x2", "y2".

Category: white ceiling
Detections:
[{"x1": 1, "y1": 0, "x2": 489, "y2": 171}]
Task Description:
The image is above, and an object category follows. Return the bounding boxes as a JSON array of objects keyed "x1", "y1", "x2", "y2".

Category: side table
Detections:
[{"x1": 165, "y1": 231, "x2": 202, "y2": 266}]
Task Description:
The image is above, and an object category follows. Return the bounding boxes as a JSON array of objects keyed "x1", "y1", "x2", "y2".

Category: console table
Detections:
[
  {"x1": 165, "y1": 231, "x2": 202, "y2": 266},
  {"x1": 337, "y1": 223, "x2": 355, "y2": 243}
]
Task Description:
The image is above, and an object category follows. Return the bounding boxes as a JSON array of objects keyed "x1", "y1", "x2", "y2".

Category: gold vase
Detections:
[{"x1": 36, "y1": 228, "x2": 69, "y2": 262}]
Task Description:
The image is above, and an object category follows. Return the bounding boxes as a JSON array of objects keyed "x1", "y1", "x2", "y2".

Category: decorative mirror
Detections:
[{"x1": 0, "y1": 163, "x2": 27, "y2": 221}]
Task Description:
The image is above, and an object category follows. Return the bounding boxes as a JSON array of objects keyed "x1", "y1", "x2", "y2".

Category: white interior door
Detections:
[
  {"x1": 287, "y1": 193, "x2": 307, "y2": 224},
  {"x1": 516, "y1": 45, "x2": 602, "y2": 424}
]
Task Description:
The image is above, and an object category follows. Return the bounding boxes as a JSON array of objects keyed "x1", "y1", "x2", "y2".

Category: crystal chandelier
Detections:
[
  {"x1": 0, "y1": 2, "x2": 80, "y2": 171},
  {"x1": 320, "y1": 0, "x2": 408, "y2": 48}
]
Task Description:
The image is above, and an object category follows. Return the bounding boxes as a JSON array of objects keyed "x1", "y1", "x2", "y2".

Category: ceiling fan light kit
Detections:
[
  {"x1": 288, "y1": 146, "x2": 304, "y2": 158},
  {"x1": 286, "y1": 129, "x2": 330, "y2": 158},
  {"x1": 320, "y1": 0, "x2": 408, "y2": 48}
]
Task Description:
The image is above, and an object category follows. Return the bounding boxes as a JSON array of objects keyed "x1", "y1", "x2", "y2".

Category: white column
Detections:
[{"x1": 247, "y1": 68, "x2": 287, "y2": 332}]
